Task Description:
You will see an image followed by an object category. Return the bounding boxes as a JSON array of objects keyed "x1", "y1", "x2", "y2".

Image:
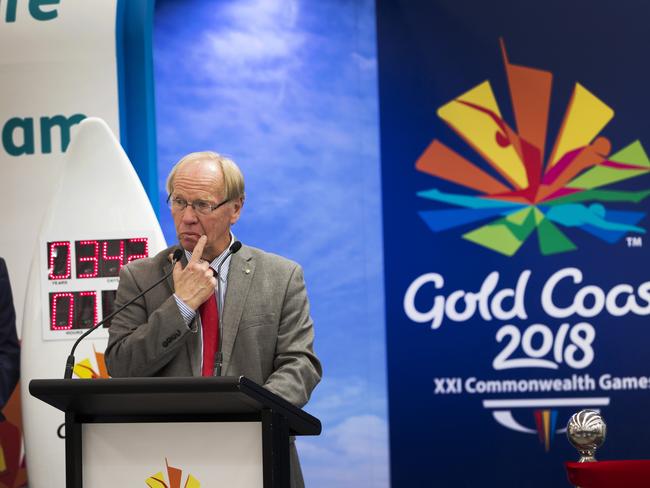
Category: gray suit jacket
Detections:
[{"x1": 105, "y1": 244, "x2": 321, "y2": 487}]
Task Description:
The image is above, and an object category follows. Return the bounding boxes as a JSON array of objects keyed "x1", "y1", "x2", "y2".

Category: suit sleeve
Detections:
[
  {"x1": 263, "y1": 264, "x2": 322, "y2": 408},
  {"x1": 104, "y1": 264, "x2": 194, "y2": 377},
  {"x1": 0, "y1": 260, "x2": 20, "y2": 408}
]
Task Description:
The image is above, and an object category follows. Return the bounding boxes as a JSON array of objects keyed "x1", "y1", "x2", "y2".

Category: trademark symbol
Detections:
[{"x1": 626, "y1": 236, "x2": 643, "y2": 248}]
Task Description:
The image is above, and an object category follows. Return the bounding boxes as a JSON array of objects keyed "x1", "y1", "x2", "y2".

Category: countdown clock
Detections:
[
  {"x1": 20, "y1": 112, "x2": 167, "y2": 488},
  {"x1": 40, "y1": 235, "x2": 153, "y2": 340}
]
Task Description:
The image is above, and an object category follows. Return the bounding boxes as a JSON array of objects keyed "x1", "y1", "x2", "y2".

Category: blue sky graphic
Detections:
[{"x1": 154, "y1": 1, "x2": 388, "y2": 485}]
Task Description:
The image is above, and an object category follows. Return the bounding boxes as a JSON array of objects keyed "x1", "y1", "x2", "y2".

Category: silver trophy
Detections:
[{"x1": 567, "y1": 409, "x2": 607, "y2": 463}]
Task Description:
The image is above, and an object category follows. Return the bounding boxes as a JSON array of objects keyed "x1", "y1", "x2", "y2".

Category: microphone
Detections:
[
  {"x1": 63, "y1": 249, "x2": 183, "y2": 379},
  {"x1": 214, "y1": 240, "x2": 242, "y2": 376}
]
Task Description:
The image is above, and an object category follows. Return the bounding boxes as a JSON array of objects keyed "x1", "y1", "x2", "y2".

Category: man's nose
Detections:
[{"x1": 180, "y1": 205, "x2": 199, "y2": 223}]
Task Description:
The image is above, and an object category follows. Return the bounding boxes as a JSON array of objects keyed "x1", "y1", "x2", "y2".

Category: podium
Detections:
[{"x1": 29, "y1": 376, "x2": 321, "y2": 488}]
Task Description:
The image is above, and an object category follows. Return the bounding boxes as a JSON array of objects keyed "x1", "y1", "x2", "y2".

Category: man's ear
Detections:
[{"x1": 230, "y1": 197, "x2": 244, "y2": 224}]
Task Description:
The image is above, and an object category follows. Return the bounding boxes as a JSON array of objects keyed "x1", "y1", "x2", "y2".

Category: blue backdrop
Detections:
[
  {"x1": 153, "y1": 1, "x2": 388, "y2": 486},
  {"x1": 377, "y1": 0, "x2": 650, "y2": 486}
]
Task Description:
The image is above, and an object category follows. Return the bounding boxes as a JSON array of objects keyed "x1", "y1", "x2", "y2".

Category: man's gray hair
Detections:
[{"x1": 166, "y1": 151, "x2": 245, "y2": 201}]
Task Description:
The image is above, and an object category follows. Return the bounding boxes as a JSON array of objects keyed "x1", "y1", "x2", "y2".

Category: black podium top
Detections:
[{"x1": 29, "y1": 376, "x2": 321, "y2": 436}]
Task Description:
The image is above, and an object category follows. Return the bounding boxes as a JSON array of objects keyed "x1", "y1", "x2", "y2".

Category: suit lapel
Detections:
[{"x1": 221, "y1": 246, "x2": 255, "y2": 373}]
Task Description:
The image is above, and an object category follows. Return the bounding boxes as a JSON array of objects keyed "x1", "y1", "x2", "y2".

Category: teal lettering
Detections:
[
  {"x1": 3, "y1": 0, "x2": 59, "y2": 22},
  {"x1": 29, "y1": 0, "x2": 58, "y2": 21},
  {"x1": 4, "y1": 0, "x2": 17, "y2": 22},
  {"x1": 2, "y1": 117, "x2": 35, "y2": 156},
  {"x1": 40, "y1": 114, "x2": 86, "y2": 153}
]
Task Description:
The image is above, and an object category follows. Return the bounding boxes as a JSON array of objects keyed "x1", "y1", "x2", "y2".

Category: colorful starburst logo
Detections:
[
  {"x1": 145, "y1": 459, "x2": 200, "y2": 488},
  {"x1": 416, "y1": 39, "x2": 650, "y2": 256}
]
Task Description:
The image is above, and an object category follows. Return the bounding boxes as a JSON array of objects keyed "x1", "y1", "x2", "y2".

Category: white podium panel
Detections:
[{"x1": 82, "y1": 422, "x2": 263, "y2": 487}]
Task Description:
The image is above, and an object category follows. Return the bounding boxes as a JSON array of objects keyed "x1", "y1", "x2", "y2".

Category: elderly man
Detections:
[{"x1": 105, "y1": 151, "x2": 321, "y2": 487}]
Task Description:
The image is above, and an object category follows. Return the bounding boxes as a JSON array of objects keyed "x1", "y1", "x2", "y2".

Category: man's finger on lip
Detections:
[{"x1": 189, "y1": 235, "x2": 207, "y2": 263}]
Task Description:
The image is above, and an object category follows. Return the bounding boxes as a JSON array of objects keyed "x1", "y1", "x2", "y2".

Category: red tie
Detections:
[{"x1": 199, "y1": 292, "x2": 219, "y2": 376}]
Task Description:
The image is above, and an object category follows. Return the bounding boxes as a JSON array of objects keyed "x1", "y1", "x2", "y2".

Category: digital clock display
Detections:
[
  {"x1": 101, "y1": 290, "x2": 117, "y2": 328},
  {"x1": 49, "y1": 291, "x2": 98, "y2": 330},
  {"x1": 75, "y1": 238, "x2": 148, "y2": 278},
  {"x1": 48, "y1": 241, "x2": 72, "y2": 280},
  {"x1": 43, "y1": 236, "x2": 150, "y2": 337}
]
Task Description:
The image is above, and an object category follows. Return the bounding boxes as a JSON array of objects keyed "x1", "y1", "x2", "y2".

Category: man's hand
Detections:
[{"x1": 172, "y1": 235, "x2": 217, "y2": 310}]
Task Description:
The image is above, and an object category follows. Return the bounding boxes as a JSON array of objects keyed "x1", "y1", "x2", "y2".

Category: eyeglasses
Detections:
[{"x1": 167, "y1": 196, "x2": 231, "y2": 215}]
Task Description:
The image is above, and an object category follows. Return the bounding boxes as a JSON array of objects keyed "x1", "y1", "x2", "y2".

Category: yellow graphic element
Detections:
[
  {"x1": 542, "y1": 410, "x2": 551, "y2": 452},
  {"x1": 437, "y1": 80, "x2": 529, "y2": 188},
  {"x1": 145, "y1": 471, "x2": 166, "y2": 488},
  {"x1": 73, "y1": 347, "x2": 109, "y2": 379},
  {"x1": 146, "y1": 459, "x2": 200, "y2": 488},
  {"x1": 547, "y1": 83, "x2": 614, "y2": 168},
  {"x1": 0, "y1": 443, "x2": 6, "y2": 472},
  {"x1": 73, "y1": 359, "x2": 95, "y2": 379}
]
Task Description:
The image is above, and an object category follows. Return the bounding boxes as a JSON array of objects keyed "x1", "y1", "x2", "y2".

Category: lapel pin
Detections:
[{"x1": 244, "y1": 268, "x2": 251, "y2": 274}]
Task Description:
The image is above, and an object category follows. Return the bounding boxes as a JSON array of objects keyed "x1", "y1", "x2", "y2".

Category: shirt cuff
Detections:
[{"x1": 173, "y1": 294, "x2": 196, "y2": 326}]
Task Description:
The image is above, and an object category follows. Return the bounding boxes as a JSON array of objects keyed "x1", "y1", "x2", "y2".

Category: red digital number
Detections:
[
  {"x1": 51, "y1": 292, "x2": 74, "y2": 330},
  {"x1": 48, "y1": 241, "x2": 71, "y2": 280},
  {"x1": 79, "y1": 291, "x2": 98, "y2": 327},
  {"x1": 127, "y1": 237, "x2": 149, "y2": 263},
  {"x1": 102, "y1": 240, "x2": 125, "y2": 271},
  {"x1": 78, "y1": 240, "x2": 99, "y2": 278}
]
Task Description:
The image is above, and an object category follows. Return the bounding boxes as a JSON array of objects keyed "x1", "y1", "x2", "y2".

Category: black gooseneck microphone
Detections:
[
  {"x1": 63, "y1": 249, "x2": 184, "y2": 379},
  {"x1": 214, "y1": 240, "x2": 242, "y2": 376}
]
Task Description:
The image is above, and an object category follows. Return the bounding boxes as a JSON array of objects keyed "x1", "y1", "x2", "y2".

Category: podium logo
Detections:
[
  {"x1": 415, "y1": 39, "x2": 649, "y2": 256},
  {"x1": 146, "y1": 459, "x2": 200, "y2": 488}
]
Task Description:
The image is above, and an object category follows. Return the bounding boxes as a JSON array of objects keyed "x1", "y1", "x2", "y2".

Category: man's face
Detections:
[{"x1": 170, "y1": 159, "x2": 242, "y2": 261}]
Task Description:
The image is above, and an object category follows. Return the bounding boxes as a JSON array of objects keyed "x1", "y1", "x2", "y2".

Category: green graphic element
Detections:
[
  {"x1": 533, "y1": 208, "x2": 577, "y2": 255},
  {"x1": 463, "y1": 207, "x2": 536, "y2": 256},
  {"x1": 543, "y1": 189, "x2": 650, "y2": 206}
]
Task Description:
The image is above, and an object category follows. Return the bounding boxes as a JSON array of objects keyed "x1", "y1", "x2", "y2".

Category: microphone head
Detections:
[
  {"x1": 172, "y1": 249, "x2": 183, "y2": 263},
  {"x1": 230, "y1": 241, "x2": 243, "y2": 254}
]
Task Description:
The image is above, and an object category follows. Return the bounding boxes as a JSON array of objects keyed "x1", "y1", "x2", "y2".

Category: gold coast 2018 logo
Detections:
[{"x1": 416, "y1": 39, "x2": 650, "y2": 256}]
